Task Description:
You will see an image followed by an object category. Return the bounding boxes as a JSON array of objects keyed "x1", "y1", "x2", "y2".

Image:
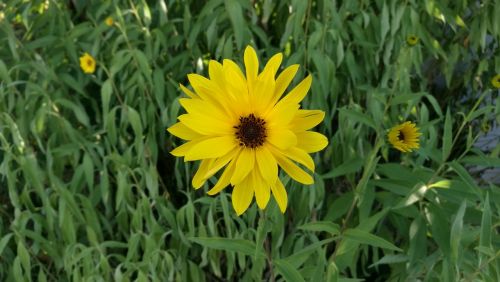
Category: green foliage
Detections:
[{"x1": 1, "y1": 0, "x2": 499, "y2": 281}]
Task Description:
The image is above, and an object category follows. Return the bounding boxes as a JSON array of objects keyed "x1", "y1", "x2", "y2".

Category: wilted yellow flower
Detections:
[
  {"x1": 168, "y1": 46, "x2": 328, "y2": 215},
  {"x1": 491, "y1": 74, "x2": 500, "y2": 89},
  {"x1": 105, "y1": 17, "x2": 114, "y2": 26},
  {"x1": 388, "y1": 121, "x2": 421, "y2": 153},
  {"x1": 406, "y1": 35, "x2": 419, "y2": 46},
  {"x1": 79, "y1": 53, "x2": 96, "y2": 74}
]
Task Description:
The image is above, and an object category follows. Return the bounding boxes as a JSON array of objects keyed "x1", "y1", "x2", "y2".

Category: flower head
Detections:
[
  {"x1": 388, "y1": 121, "x2": 421, "y2": 153},
  {"x1": 105, "y1": 16, "x2": 114, "y2": 27},
  {"x1": 79, "y1": 53, "x2": 96, "y2": 74},
  {"x1": 491, "y1": 74, "x2": 500, "y2": 89},
  {"x1": 168, "y1": 46, "x2": 328, "y2": 215},
  {"x1": 406, "y1": 35, "x2": 419, "y2": 46}
]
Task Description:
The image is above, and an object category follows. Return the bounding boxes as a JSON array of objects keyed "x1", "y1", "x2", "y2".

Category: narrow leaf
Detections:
[
  {"x1": 343, "y1": 229, "x2": 402, "y2": 252},
  {"x1": 274, "y1": 259, "x2": 305, "y2": 282}
]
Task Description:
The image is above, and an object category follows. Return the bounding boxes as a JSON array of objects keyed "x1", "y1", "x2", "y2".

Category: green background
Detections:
[{"x1": 0, "y1": 0, "x2": 499, "y2": 281}]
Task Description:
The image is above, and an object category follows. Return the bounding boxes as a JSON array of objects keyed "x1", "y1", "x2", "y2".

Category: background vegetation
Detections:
[{"x1": 0, "y1": 0, "x2": 499, "y2": 281}]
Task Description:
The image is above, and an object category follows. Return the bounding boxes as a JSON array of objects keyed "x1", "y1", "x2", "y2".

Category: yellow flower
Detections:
[
  {"x1": 168, "y1": 46, "x2": 328, "y2": 215},
  {"x1": 105, "y1": 16, "x2": 114, "y2": 27},
  {"x1": 388, "y1": 121, "x2": 421, "y2": 153},
  {"x1": 79, "y1": 53, "x2": 96, "y2": 74},
  {"x1": 491, "y1": 74, "x2": 500, "y2": 89},
  {"x1": 406, "y1": 35, "x2": 419, "y2": 46}
]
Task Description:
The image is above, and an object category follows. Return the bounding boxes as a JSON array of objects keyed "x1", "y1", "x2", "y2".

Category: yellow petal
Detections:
[
  {"x1": 187, "y1": 74, "x2": 220, "y2": 101},
  {"x1": 230, "y1": 149, "x2": 255, "y2": 185},
  {"x1": 185, "y1": 136, "x2": 236, "y2": 161},
  {"x1": 266, "y1": 101, "x2": 299, "y2": 127},
  {"x1": 167, "y1": 122, "x2": 202, "y2": 140},
  {"x1": 263, "y1": 64, "x2": 300, "y2": 115},
  {"x1": 252, "y1": 70, "x2": 276, "y2": 115},
  {"x1": 179, "y1": 98, "x2": 227, "y2": 121},
  {"x1": 275, "y1": 64, "x2": 299, "y2": 98},
  {"x1": 271, "y1": 178, "x2": 288, "y2": 213},
  {"x1": 187, "y1": 73, "x2": 229, "y2": 113},
  {"x1": 232, "y1": 176, "x2": 254, "y2": 216},
  {"x1": 171, "y1": 138, "x2": 204, "y2": 157},
  {"x1": 204, "y1": 148, "x2": 240, "y2": 179},
  {"x1": 209, "y1": 60, "x2": 226, "y2": 90},
  {"x1": 209, "y1": 60, "x2": 243, "y2": 117},
  {"x1": 192, "y1": 159, "x2": 213, "y2": 189},
  {"x1": 223, "y1": 59, "x2": 246, "y2": 81},
  {"x1": 290, "y1": 110, "x2": 325, "y2": 132},
  {"x1": 223, "y1": 59, "x2": 250, "y2": 115},
  {"x1": 282, "y1": 147, "x2": 315, "y2": 172},
  {"x1": 255, "y1": 146, "x2": 278, "y2": 183},
  {"x1": 260, "y1": 52, "x2": 282, "y2": 78},
  {"x1": 278, "y1": 74, "x2": 312, "y2": 105},
  {"x1": 244, "y1": 46, "x2": 259, "y2": 82},
  {"x1": 296, "y1": 131, "x2": 328, "y2": 153},
  {"x1": 253, "y1": 170, "x2": 270, "y2": 209},
  {"x1": 178, "y1": 114, "x2": 233, "y2": 135},
  {"x1": 207, "y1": 158, "x2": 236, "y2": 195},
  {"x1": 267, "y1": 129, "x2": 297, "y2": 150},
  {"x1": 179, "y1": 84, "x2": 198, "y2": 99},
  {"x1": 275, "y1": 153, "x2": 314, "y2": 185}
]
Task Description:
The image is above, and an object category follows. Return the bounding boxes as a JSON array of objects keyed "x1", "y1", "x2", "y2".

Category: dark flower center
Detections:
[
  {"x1": 87, "y1": 59, "x2": 93, "y2": 66},
  {"x1": 397, "y1": 130, "x2": 406, "y2": 142},
  {"x1": 234, "y1": 114, "x2": 266, "y2": 148}
]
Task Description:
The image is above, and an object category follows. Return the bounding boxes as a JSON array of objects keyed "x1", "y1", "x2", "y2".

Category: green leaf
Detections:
[
  {"x1": 274, "y1": 259, "x2": 305, "y2": 282},
  {"x1": 449, "y1": 161, "x2": 482, "y2": 199},
  {"x1": 283, "y1": 238, "x2": 335, "y2": 268},
  {"x1": 189, "y1": 237, "x2": 264, "y2": 258},
  {"x1": 442, "y1": 107, "x2": 452, "y2": 161},
  {"x1": 0, "y1": 233, "x2": 14, "y2": 256},
  {"x1": 127, "y1": 106, "x2": 143, "y2": 136},
  {"x1": 321, "y1": 158, "x2": 363, "y2": 179},
  {"x1": 298, "y1": 221, "x2": 340, "y2": 235},
  {"x1": 369, "y1": 254, "x2": 408, "y2": 268},
  {"x1": 326, "y1": 262, "x2": 339, "y2": 282},
  {"x1": 101, "y1": 79, "x2": 113, "y2": 120},
  {"x1": 450, "y1": 201, "x2": 466, "y2": 265},
  {"x1": 380, "y1": 1, "x2": 390, "y2": 45},
  {"x1": 339, "y1": 108, "x2": 377, "y2": 130},
  {"x1": 480, "y1": 193, "x2": 491, "y2": 248},
  {"x1": 343, "y1": 229, "x2": 402, "y2": 252},
  {"x1": 224, "y1": 0, "x2": 245, "y2": 48}
]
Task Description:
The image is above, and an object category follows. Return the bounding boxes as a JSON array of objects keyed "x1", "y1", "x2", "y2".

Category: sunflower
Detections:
[
  {"x1": 387, "y1": 121, "x2": 421, "y2": 153},
  {"x1": 406, "y1": 35, "x2": 419, "y2": 46},
  {"x1": 491, "y1": 74, "x2": 500, "y2": 89},
  {"x1": 105, "y1": 16, "x2": 114, "y2": 26},
  {"x1": 168, "y1": 46, "x2": 328, "y2": 215},
  {"x1": 79, "y1": 52, "x2": 96, "y2": 74}
]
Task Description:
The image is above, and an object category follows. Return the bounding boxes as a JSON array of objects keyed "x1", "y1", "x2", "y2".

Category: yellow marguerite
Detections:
[
  {"x1": 79, "y1": 52, "x2": 96, "y2": 74},
  {"x1": 168, "y1": 46, "x2": 328, "y2": 215},
  {"x1": 105, "y1": 16, "x2": 114, "y2": 26},
  {"x1": 491, "y1": 74, "x2": 500, "y2": 89},
  {"x1": 388, "y1": 121, "x2": 421, "y2": 153},
  {"x1": 406, "y1": 35, "x2": 419, "y2": 46}
]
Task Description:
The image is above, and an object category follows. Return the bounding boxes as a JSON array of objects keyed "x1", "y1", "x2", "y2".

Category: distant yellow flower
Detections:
[
  {"x1": 105, "y1": 17, "x2": 113, "y2": 26},
  {"x1": 79, "y1": 53, "x2": 96, "y2": 74},
  {"x1": 168, "y1": 46, "x2": 328, "y2": 215},
  {"x1": 406, "y1": 35, "x2": 419, "y2": 46},
  {"x1": 388, "y1": 121, "x2": 421, "y2": 153},
  {"x1": 0, "y1": 12, "x2": 4, "y2": 22},
  {"x1": 491, "y1": 74, "x2": 500, "y2": 89}
]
